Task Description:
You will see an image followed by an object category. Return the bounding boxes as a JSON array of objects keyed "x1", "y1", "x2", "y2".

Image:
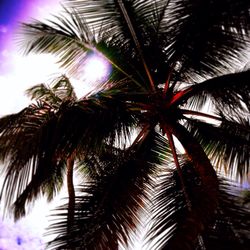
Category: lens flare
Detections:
[{"x1": 83, "y1": 54, "x2": 111, "y2": 84}]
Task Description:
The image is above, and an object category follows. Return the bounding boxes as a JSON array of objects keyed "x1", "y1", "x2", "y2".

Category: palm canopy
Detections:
[
  {"x1": 0, "y1": 75, "x2": 79, "y2": 218},
  {"x1": 0, "y1": 0, "x2": 250, "y2": 249}
]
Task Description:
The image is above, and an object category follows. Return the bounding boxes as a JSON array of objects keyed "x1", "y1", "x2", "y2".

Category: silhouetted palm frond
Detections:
[
  {"x1": 26, "y1": 75, "x2": 77, "y2": 105},
  {"x1": 1, "y1": 0, "x2": 249, "y2": 248},
  {"x1": 47, "y1": 130, "x2": 170, "y2": 249},
  {"x1": 20, "y1": 8, "x2": 97, "y2": 78},
  {"x1": 179, "y1": 70, "x2": 250, "y2": 115},
  {"x1": 0, "y1": 83, "x2": 138, "y2": 220},
  {"x1": 0, "y1": 102, "x2": 62, "y2": 218},
  {"x1": 147, "y1": 158, "x2": 250, "y2": 250},
  {"x1": 184, "y1": 116, "x2": 250, "y2": 181}
]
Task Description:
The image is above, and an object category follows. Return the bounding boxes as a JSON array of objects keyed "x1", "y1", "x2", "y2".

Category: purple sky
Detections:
[
  {"x1": 0, "y1": 0, "x2": 62, "y2": 73},
  {"x1": 0, "y1": 0, "x2": 33, "y2": 71}
]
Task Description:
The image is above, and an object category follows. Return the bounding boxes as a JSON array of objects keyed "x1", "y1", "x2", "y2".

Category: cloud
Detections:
[{"x1": 0, "y1": 219, "x2": 44, "y2": 250}]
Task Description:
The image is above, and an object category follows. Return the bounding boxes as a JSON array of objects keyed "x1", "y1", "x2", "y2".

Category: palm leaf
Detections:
[
  {"x1": 184, "y1": 116, "x2": 250, "y2": 181},
  {"x1": 179, "y1": 70, "x2": 250, "y2": 115},
  {"x1": 19, "y1": 7, "x2": 96, "y2": 77},
  {"x1": 147, "y1": 157, "x2": 211, "y2": 250},
  {"x1": 26, "y1": 75, "x2": 77, "y2": 105},
  {"x1": 47, "y1": 130, "x2": 169, "y2": 249},
  {"x1": 0, "y1": 102, "x2": 63, "y2": 218},
  {"x1": 147, "y1": 158, "x2": 250, "y2": 250},
  {"x1": 26, "y1": 83, "x2": 61, "y2": 105},
  {"x1": 0, "y1": 87, "x2": 138, "y2": 219},
  {"x1": 160, "y1": 0, "x2": 250, "y2": 80},
  {"x1": 200, "y1": 178, "x2": 250, "y2": 250},
  {"x1": 11, "y1": 160, "x2": 66, "y2": 219},
  {"x1": 22, "y1": 1, "x2": 250, "y2": 90},
  {"x1": 50, "y1": 92, "x2": 139, "y2": 156}
]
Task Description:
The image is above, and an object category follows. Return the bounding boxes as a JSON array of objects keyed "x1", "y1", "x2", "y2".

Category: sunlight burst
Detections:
[{"x1": 83, "y1": 54, "x2": 111, "y2": 84}]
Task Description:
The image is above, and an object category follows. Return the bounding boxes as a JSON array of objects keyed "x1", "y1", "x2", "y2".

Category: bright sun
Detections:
[{"x1": 83, "y1": 54, "x2": 111, "y2": 84}]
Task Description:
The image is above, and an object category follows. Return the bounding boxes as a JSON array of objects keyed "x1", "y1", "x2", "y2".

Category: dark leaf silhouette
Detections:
[{"x1": 0, "y1": 0, "x2": 249, "y2": 249}]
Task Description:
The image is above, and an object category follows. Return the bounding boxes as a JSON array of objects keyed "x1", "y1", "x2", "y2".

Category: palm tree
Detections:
[
  {"x1": 0, "y1": 75, "x2": 79, "y2": 229},
  {"x1": 1, "y1": 0, "x2": 250, "y2": 249}
]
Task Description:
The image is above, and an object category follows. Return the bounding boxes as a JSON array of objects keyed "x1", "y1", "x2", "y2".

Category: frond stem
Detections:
[
  {"x1": 164, "y1": 124, "x2": 214, "y2": 250},
  {"x1": 67, "y1": 154, "x2": 75, "y2": 231},
  {"x1": 163, "y1": 66, "x2": 174, "y2": 95},
  {"x1": 164, "y1": 127, "x2": 192, "y2": 211},
  {"x1": 131, "y1": 124, "x2": 150, "y2": 149},
  {"x1": 181, "y1": 109, "x2": 222, "y2": 121},
  {"x1": 117, "y1": 0, "x2": 155, "y2": 91}
]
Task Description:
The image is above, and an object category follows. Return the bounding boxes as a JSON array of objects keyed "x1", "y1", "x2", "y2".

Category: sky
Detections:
[
  {"x1": 0, "y1": 0, "x2": 65, "y2": 116},
  {"x1": 0, "y1": 0, "x2": 69, "y2": 249}
]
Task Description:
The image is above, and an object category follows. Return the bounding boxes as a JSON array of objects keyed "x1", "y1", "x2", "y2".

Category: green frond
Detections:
[
  {"x1": 20, "y1": 8, "x2": 95, "y2": 77},
  {"x1": 26, "y1": 83, "x2": 61, "y2": 104},
  {"x1": 26, "y1": 75, "x2": 77, "y2": 105},
  {"x1": 51, "y1": 75, "x2": 77, "y2": 100},
  {"x1": 242, "y1": 189, "x2": 250, "y2": 205}
]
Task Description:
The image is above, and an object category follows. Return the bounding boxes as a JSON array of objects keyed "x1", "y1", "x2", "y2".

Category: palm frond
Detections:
[
  {"x1": 47, "y1": 130, "x2": 169, "y2": 249},
  {"x1": 147, "y1": 157, "x2": 215, "y2": 250},
  {"x1": 67, "y1": 0, "x2": 175, "y2": 88},
  {"x1": 200, "y1": 178, "x2": 250, "y2": 250},
  {"x1": 161, "y1": 0, "x2": 250, "y2": 79},
  {"x1": 184, "y1": 116, "x2": 250, "y2": 181},
  {"x1": 11, "y1": 160, "x2": 66, "y2": 219},
  {"x1": 67, "y1": 0, "x2": 250, "y2": 87},
  {"x1": 0, "y1": 88, "x2": 139, "y2": 219},
  {"x1": 51, "y1": 92, "x2": 139, "y2": 156},
  {"x1": 0, "y1": 103, "x2": 64, "y2": 219},
  {"x1": 179, "y1": 70, "x2": 250, "y2": 115},
  {"x1": 26, "y1": 84, "x2": 61, "y2": 105},
  {"x1": 26, "y1": 75, "x2": 77, "y2": 106},
  {"x1": 20, "y1": 7, "x2": 148, "y2": 89},
  {"x1": 19, "y1": 8, "x2": 95, "y2": 77},
  {"x1": 76, "y1": 144, "x2": 124, "y2": 179},
  {"x1": 147, "y1": 158, "x2": 250, "y2": 250},
  {"x1": 51, "y1": 75, "x2": 77, "y2": 100},
  {"x1": 67, "y1": 0, "x2": 166, "y2": 37},
  {"x1": 2, "y1": 1, "x2": 250, "y2": 248}
]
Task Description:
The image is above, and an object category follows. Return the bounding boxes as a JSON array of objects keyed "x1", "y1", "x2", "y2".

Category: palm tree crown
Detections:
[{"x1": 0, "y1": 0, "x2": 250, "y2": 249}]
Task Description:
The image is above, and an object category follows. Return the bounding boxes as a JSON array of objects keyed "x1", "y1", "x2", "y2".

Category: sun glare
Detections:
[{"x1": 83, "y1": 54, "x2": 111, "y2": 84}]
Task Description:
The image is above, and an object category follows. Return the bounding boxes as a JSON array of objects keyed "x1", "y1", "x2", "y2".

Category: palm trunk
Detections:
[
  {"x1": 67, "y1": 155, "x2": 75, "y2": 233},
  {"x1": 165, "y1": 121, "x2": 219, "y2": 250}
]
